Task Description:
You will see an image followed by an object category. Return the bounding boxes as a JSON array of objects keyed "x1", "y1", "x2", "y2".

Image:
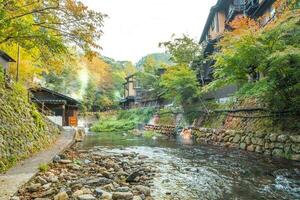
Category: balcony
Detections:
[
  {"x1": 244, "y1": 0, "x2": 260, "y2": 16},
  {"x1": 227, "y1": 3, "x2": 245, "y2": 21}
]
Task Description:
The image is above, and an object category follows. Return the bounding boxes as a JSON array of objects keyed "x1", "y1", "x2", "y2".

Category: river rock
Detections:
[
  {"x1": 78, "y1": 194, "x2": 96, "y2": 200},
  {"x1": 116, "y1": 186, "x2": 130, "y2": 192},
  {"x1": 53, "y1": 155, "x2": 61, "y2": 163},
  {"x1": 54, "y1": 191, "x2": 69, "y2": 200},
  {"x1": 36, "y1": 176, "x2": 47, "y2": 185},
  {"x1": 126, "y1": 171, "x2": 142, "y2": 182},
  {"x1": 59, "y1": 159, "x2": 72, "y2": 164},
  {"x1": 138, "y1": 155, "x2": 149, "y2": 159},
  {"x1": 86, "y1": 177, "x2": 112, "y2": 186},
  {"x1": 39, "y1": 188, "x2": 56, "y2": 197},
  {"x1": 290, "y1": 135, "x2": 300, "y2": 143},
  {"x1": 112, "y1": 192, "x2": 133, "y2": 200},
  {"x1": 27, "y1": 183, "x2": 42, "y2": 192},
  {"x1": 133, "y1": 196, "x2": 142, "y2": 200},
  {"x1": 133, "y1": 185, "x2": 151, "y2": 196}
]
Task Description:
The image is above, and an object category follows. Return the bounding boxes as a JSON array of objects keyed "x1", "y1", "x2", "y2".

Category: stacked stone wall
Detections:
[
  {"x1": 0, "y1": 83, "x2": 60, "y2": 172},
  {"x1": 144, "y1": 124, "x2": 175, "y2": 136},
  {"x1": 192, "y1": 127, "x2": 300, "y2": 161}
]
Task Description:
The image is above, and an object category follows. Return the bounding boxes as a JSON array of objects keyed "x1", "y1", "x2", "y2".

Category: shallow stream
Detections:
[{"x1": 80, "y1": 132, "x2": 300, "y2": 200}]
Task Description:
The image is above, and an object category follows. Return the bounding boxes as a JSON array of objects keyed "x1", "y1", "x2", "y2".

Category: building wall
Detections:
[{"x1": 0, "y1": 57, "x2": 9, "y2": 71}]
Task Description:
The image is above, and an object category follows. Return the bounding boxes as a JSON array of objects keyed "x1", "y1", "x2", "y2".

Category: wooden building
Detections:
[
  {"x1": 197, "y1": 0, "x2": 278, "y2": 101},
  {"x1": 120, "y1": 72, "x2": 166, "y2": 109},
  {"x1": 0, "y1": 50, "x2": 16, "y2": 74},
  {"x1": 29, "y1": 87, "x2": 80, "y2": 127},
  {"x1": 120, "y1": 74, "x2": 141, "y2": 109}
]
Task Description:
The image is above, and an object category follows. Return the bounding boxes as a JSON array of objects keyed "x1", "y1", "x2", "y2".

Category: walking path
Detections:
[{"x1": 0, "y1": 128, "x2": 75, "y2": 200}]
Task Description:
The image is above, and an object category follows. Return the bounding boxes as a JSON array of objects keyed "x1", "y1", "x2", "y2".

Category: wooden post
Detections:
[{"x1": 16, "y1": 44, "x2": 20, "y2": 82}]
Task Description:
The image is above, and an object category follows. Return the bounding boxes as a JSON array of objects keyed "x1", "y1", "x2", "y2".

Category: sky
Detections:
[{"x1": 81, "y1": 0, "x2": 217, "y2": 63}]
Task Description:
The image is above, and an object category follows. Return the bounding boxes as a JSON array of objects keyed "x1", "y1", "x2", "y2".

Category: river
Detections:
[{"x1": 80, "y1": 132, "x2": 300, "y2": 200}]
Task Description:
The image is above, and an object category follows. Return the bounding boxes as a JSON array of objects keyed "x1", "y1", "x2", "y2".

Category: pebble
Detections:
[
  {"x1": 17, "y1": 147, "x2": 154, "y2": 200},
  {"x1": 59, "y1": 159, "x2": 72, "y2": 164},
  {"x1": 77, "y1": 194, "x2": 96, "y2": 200},
  {"x1": 112, "y1": 192, "x2": 134, "y2": 200},
  {"x1": 54, "y1": 191, "x2": 69, "y2": 200}
]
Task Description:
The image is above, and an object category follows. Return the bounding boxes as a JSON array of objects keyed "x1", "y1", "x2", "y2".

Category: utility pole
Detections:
[{"x1": 16, "y1": 44, "x2": 20, "y2": 82}]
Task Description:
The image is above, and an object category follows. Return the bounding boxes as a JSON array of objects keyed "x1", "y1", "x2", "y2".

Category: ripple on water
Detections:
[{"x1": 81, "y1": 133, "x2": 300, "y2": 200}]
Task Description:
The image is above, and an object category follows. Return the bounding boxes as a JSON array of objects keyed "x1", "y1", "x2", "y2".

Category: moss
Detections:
[{"x1": 0, "y1": 81, "x2": 60, "y2": 173}]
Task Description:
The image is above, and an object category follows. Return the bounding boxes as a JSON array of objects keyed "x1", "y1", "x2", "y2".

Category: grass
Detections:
[
  {"x1": 91, "y1": 108, "x2": 155, "y2": 133},
  {"x1": 38, "y1": 163, "x2": 49, "y2": 172},
  {"x1": 143, "y1": 130, "x2": 160, "y2": 139}
]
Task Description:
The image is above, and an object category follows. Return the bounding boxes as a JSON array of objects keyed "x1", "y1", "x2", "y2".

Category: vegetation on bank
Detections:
[
  {"x1": 91, "y1": 108, "x2": 155, "y2": 133},
  {"x1": 0, "y1": 72, "x2": 60, "y2": 172}
]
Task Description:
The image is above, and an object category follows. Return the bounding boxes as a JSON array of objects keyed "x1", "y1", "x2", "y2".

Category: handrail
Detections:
[{"x1": 30, "y1": 95, "x2": 55, "y2": 116}]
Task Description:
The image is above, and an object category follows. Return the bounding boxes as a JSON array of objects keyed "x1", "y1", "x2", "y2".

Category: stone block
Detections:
[
  {"x1": 255, "y1": 146, "x2": 263, "y2": 153},
  {"x1": 239, "y1": 143, "x2": 246, "y2": 150},
  {"x1": 291, "y1": 144, "x2": 300, "y2": 153},
  {"x1": 247, "y1": 145, "x2": 255, "y2": 152},
  {"x1": 277, "y1": 135, "x2": 288, "y2": 143},
  {"x1": 290, "y1": 135, "x2": 300, "y2": 143},
  {"x1": 272, "y1": 149, "x2": 284, "y2": 157},
  {"x1": 270, "y1": 134, "x2": 278, "y2": 142},
  {"x1": 291, "y1": 154, "x2": 300, "y2": 161},
  {"x1": 245, "y1": 137, "x2": 251, "y2": 145},
  {"x1": 233, "y1": 135, "x2": 241, "y2": 143}
]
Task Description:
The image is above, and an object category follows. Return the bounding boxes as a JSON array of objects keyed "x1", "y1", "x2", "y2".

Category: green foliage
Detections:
[
  {"x1": 143, "y1": 130, "x2": 160, "y2": 139},
  {"x1": 0, "y1": 0, "x2": 105, "y2": 55},
  {"x1": 0, "y1": 81, "x2": 59, "y2": 172},
  {"x1": 160, "y1": 64, "x2": 200, "y2": 106},
  {"x1": 38, "y1": 163, "x2": 49, "y2": 172},
  {"x1": 91, "y1": 108, "x2": 155, "y2": 132},
  {"x1": 209, "y1": 10, "x2": 300, "y2": 114},
  {"x1": 159, "y1": 34, "x2": 202, "y2": 65}
]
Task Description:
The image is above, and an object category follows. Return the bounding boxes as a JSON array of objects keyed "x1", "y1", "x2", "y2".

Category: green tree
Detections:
[
  {"x1": 0, "y1": 0, "x2": 105, "y2": 55},
  {"x1": 160, "y1": 64, "x2": 200, "y2": 106},
  {"x1": 159, "y1": 34, "x2": 201, "y2": 65},
  {"x1": 209, "y1": 9, "x2": 300, "y2": 113}
]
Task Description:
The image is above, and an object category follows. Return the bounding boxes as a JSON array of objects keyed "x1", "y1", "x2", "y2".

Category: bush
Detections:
[{"x1": 91, "y1": 108, "x2": 155, "y2": 132}]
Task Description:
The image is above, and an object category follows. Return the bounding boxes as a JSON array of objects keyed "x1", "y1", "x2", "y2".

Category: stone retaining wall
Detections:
[
  {"x1": 0, "y1": 83, "x2": 60, "y2": 172},
  {"x1": 192, "y1": 127, "x2": 300, "y2": 161},
  {"x1": 144, "y1": 124, "x2": 175, "y2": 136}
]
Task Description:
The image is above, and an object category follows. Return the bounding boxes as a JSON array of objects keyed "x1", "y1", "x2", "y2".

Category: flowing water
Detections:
[{"x1": 81, "y1": 132, "x2": 300, "y2": 200}]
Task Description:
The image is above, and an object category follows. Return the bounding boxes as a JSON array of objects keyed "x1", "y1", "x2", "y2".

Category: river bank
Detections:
[
  {"x1": 15, "y1": 139, "x2": 156, "y2": 200},
  {"x1": 0, "y1": 128, "x2": 75, "y2": 200},
  {"x1": 12, "y1": 132, "x2": 300, "y2": 200}
]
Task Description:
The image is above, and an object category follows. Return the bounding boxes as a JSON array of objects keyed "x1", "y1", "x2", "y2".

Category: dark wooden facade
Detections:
[
  {"x1": 197, "y1": 0, "x2": 277, "y2": 100},
  {"x1": 29, "y1": 87, "x2": 80, "y2": 127}
]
